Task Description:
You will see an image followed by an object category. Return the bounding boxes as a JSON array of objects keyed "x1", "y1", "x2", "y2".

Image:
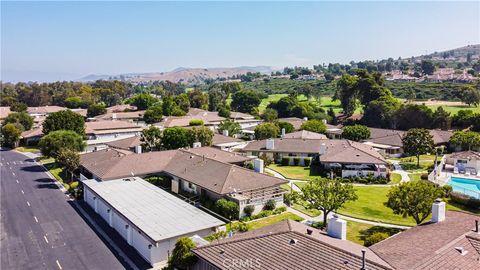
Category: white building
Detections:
[{"x1": 83, "y1": 177, "x2": 224, "y2": 266}]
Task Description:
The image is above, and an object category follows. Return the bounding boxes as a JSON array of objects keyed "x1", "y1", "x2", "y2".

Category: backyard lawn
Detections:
[
  {"x1": 398, "y1": 155, "x2": 435, "y2": 173},
  {"x1": 338, "y1": 186, "x2": 418, "y2": 226},
  {"x1": 268, "y1": 164, "x2": 321, "y2": 181},
  {"x1": 229, "y1": 212, "x2": 304, "y2": 231},
  {"x1": 347, "y1": 220, "x2": 403, "y2": 246}
]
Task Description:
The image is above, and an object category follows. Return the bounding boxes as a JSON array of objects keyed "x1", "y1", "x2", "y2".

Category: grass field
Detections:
[
  {"x1": 424, "y1": 104, "x2": 480, "y2": 115},
  {"x1": 338, "y1": 186, "x2": 418, "y2": 226},
  {"x1": 268, "y1": 164, "x2": 321, "y2": 181},
  {"x1": 347, "y1": 220, "x2": 403, "y2": 246}
]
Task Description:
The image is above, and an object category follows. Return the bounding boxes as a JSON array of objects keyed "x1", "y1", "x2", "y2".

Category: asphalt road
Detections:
[{"x1": 0, "y1": 149, "x2": 126, "y2": 270}]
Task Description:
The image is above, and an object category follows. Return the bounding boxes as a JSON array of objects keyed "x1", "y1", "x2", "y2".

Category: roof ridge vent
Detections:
[
  {"x1": 455, "y1": 246, "x2": 468, "y2": 256},
  {"x1": 289, "y1": 238, "x2": 298, "y2": 245}
]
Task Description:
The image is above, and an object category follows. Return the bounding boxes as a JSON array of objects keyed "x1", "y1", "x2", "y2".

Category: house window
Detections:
[{"x1": 457, "y1": 160, "x2": 468, "y2": 164}]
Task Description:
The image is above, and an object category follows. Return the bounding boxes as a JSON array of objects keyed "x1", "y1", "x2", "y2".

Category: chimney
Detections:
[
  {"x1": 319, "y1": 143, "x2": 326, "y2": 155},
  {"x1": 431, "y1": 198, "x2": 446, "y2": 223},
  {"x1": 222, "y1": 129, "x2": 229, "y2": 137},
  {"x1": 281, "y1": 128, "x2": 286, "y2": 138},
  {"x1": 134, "y1": 145, "x2": 142, "y2": 154},
  {"x1": 476, "y1": 220, "x2": 479, "y2": 233},
  {"x1": 253, "y1": 158, "x2": 264, "y2": 173},
  {"x1": 192, "y1": 142, "x2": 202, "y2": 148},
  {"x1": 112, "y1": 113, "x2": 117, "y2": 120},
  {"x1": 327, "y1": 215, "x2": 347, "y2": 240},
  {"x1": 265, "y1": 139, "x2": 275, "y2": 150}
]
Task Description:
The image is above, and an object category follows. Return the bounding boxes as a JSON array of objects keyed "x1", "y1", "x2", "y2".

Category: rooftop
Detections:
[
  {"x1": 448, "y1": 150, "x2": 480, "y2": 160},
  {"x1": 185, "y1": 147, "x2": 252, "y2": 164},
  {"x1": 371, "y1": 211, "x2": 480, "y2": 270},
  {"x1": 104, "y1": 136, "x2": 142, "y2": 150},
  {"x1": 282, "y1": 130, "x2": 328, "y2": 140},
  {"x1": 193, "y1": 220, "x2": 391, "y2": 270},
  {"x1": 83, "y1": 177, "x2": 224, "y2": 243},
  {"x1": 212, "y1": 133, "x2": 243, "y2": 146}
]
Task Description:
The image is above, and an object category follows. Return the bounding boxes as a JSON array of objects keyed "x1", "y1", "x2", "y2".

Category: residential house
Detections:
[
  {"x1": 94, "y1": 110, "x2": 146, "y2": 125},
  {"x1": 371, "y1": 204, "x2": 480, "y2": 270},
  {"x1": 20, "y1": 127, "x2": 44, "y2": 145},
  {"x1": 282, "y1": 130, "x2": 327, "y2": 140},
  {"x1": 445, "y1": 150, "x2": 480, "y2": 174},
  {"x1": 79, "y1": 148, "x2": 287, "y2": 217},
  {"x1": 85, "y1": 120, "x2": 144, "y2": 152},
  {"x1": 0, "y1": 107, "x2": 11, "y2": 121},
  {"x1": 192, "y1": 219, "x2": 392, "y2": 270},
  {"x1": 277, "y1": 117, "x2": 306, "y2": 130},
  {"x1": 104, "y1": 136, "x2": 143, "y2": 153},
  {"x1": 83, "y1": 177, "x2": 224, "y2": 266},
  {"x1": 243, "y1": 138, "x2": 389, "y2": 177},
  {"x1": 211, "y1": 133, "x2": 247, "y2": 151}
]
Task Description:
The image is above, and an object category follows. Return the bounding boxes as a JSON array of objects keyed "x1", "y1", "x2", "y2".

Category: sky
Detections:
[{"x1": 1, "y1": 1, "x2": 479, "y2": 82}]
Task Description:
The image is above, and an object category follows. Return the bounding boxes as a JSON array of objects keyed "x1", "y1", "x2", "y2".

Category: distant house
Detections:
[
  {"x1": 277, "y1": 117, "x2": 306, "y2": 130},
  {"x1": 362, "y1": 128, "x2": 453, "y2": 158},
  {"x1": 20, "y1": 127, "x2": 44, "y2": 145},
  {"x1": 211, "y1": 133, "x2": 247, "y2": 151},
  {"x1": 94, "y1": 110, "x2": 146, "y2": 124},
  {"x1": 27, "y1": 106, "x2": 67, "y2": 117},
  {"x1": 104, "y1": 136, "x2": 143, "y2": 153},
  {"x1": 282, "y1": 130, "x2": 327, "y2": 140},
  {"x1": 79, "y1": 148, "x2": 287, "y2": 217},
  {"x1": 243, "y1": 138, "x2": 389, "y2": 177},
  {"x1": 192, "y1": 219, "x2": 392, "y2": 270},
  {"x1": 85, "y1": 120, "x2": 144, "y2": 152},
  {"x1": 0, "y1": 107, "x2": 11, "y2": 120},
  {"x1": 83, "y1": 177, "x2": 224, "y2": 266},
  {"x1": 371, "y1": 205, "x2": 480, "y2": 270}
]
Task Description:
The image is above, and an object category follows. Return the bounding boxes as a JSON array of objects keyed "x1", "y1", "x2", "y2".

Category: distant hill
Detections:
[
  {"x1": 79, "y1": 66, "x2": 275, "y2": 83},
  {"x1": 412, "y1": 44, "x2": 480, "y2": 62}
]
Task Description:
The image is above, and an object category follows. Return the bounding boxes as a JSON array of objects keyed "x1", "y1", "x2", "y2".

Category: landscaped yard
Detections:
[
  {"x1": 397, "y1": 155, "x2": 435, "y2": 173},
  {"x1": 347, "y1": 220, "x2": 403, "y2": 246},
  {"x1": 338, "y1": 186, "x2": 418, "y2": 226},
  {"x1": 268, "y1": 164, "x2": 321, "y2": 181},
  {"x1": 229, "y1": 212, "x2": 304, "y2": 231},
  {"x1": 389, "y1": 173, "x2": 402, "y2": 184},
  {"x1": 15, "y1": 146, "x2": 40, "y2": 153},
  {"x1": 41, "y1": 160, "x2": 69, "y2": 184}
]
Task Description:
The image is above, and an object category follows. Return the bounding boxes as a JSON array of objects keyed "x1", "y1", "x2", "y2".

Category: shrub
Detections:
[
  {"x1": 442, "y1": 185, "x2": 453, "y2": 197},
  {"x1": 243, "y1": 205, "x2": 255, "y2": 217},
  {"x1": 421, "y1": 173, "x2": 429, "y2": 180},
  {"x1": 259, "y1": 153, "x2": 273, "y2": 166},
  {"x1": 204, "y1": 230, "x2": 227, "y2": 242},
  {"x1": 304, "y1": 157, "x2": 311, "y2": 167},
  {"x1": 263, "y1": 199, "x2": 276, "y2": 211},
  {"x1": 450, "y1": 192, "x2": 480, "y2": 209},
  {"x1": 364, "y1": 232, "x2": 389, "y2": 247},
  {"x1": 239, "y1": 216, "x2": 251, "y2": 222},
  {"x1": 252, "y1": 210, "x2": 273, "y2": 219},
  {"x1": 273, "y1": 206, "x2": 287, "y2": 214},
  {"x1": 215, "y1": 199, "x2": 239, "y2": 220},
  {"x1": 293, "y1": 157, "x2": 301, "y2": 166},
  {"x1": 281, "y1": 157, "x2": 290, "y2": 166},
  {"x1": 237, "y1": 222, "x2": 249, "y2": 232},
  {"x1": 312, "y1": 221, "x2": 325, "y2": 229},
  {"x1": 189, "y1": 119, "x2": 204, "y2": 126},
  {"x1": 70, "y1": 181, "x2": 79, "y2": 189},
  {"x1": 339, "y1": 175, "x2": 389, "y2": 185},
  {"x1": 244, "y1": 163, "x2": 254, "y2": 170},
  {"x1": 63, "y1": 183, "x2": 70, "y2": 190}
]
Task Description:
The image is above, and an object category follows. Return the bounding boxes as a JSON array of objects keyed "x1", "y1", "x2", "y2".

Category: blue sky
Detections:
[{"x1": 1, "y1": 1, "x2": 479, "y2": 82}]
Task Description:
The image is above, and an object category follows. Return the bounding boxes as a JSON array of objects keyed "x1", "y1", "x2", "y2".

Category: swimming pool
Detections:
[{"x1": 448, "y1": 177, "x2": 480, "y2": 199}]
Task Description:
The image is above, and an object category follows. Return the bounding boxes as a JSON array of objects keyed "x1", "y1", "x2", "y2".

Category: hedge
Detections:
[
  {"x1": 281, "y1": 157, "x2": 290, "y2": 166},
  {"x1": 339, "y1": 175, "x2": 389, "y2": 185},
  {"x1": 304, "y1": 157, "x2": 312, "y2": 167},
  {"x1": 263, "y1": 199, "x2": 276, "y2": 210},
  {"x1": 189, "y1": 119, "x2": 204, "y2": 126},
  {"x1": 293, "y1": 157, "x2": 301, "y2": 166},
  {"x1": 364, "y1": 232, "x2": 389, "y2": 247},
  {"x1": 450, "y1": 192, "x2": 480, "y2": 209}
]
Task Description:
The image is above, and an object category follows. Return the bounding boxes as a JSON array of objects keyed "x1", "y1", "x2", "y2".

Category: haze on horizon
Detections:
[{"x1": 1, "y1": 1, "x2": 479, "y2": 82}]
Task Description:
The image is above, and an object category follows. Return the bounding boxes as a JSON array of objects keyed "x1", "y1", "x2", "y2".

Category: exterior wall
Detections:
[{"x1": 453, "y1": 158, "x2": 480, "y2": 171}]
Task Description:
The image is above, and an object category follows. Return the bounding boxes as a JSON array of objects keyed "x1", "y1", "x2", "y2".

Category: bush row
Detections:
[
  {"x1": 450, "y1": 191, "x2": 480, "y2": 209},
  {"x1": 338, "y1": 175, "x2": 389, "y2": 184},
  {"x1": 280, "y1": 157, "x2": 312, "y2": 167}
]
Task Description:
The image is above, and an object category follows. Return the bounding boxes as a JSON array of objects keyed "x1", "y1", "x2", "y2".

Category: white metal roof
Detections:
[{"x1": 83, "y1": 177, "x2": 224, "y2": 243}]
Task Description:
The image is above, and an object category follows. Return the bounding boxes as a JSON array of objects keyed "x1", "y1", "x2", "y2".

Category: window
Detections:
[{"x1": 457, "y1": 160, "x2": 468, "y2": 164}]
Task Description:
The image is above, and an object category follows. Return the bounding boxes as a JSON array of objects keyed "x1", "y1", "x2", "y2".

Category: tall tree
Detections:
[
  {"x1": 174, "y1": 93, "x2": 191, "y2": 112},
  {"x1": 167, "y1": 237, "x2": 197, "y2": 270},
  {"x1": 461, "y1": 85, "x2": 480, "y2": 107},
  {"x1": 449, "y1": 131, "x2": 480, "y2": 151},
  {"x1": 432, "y1": 106, "x2": 451, "y2": 130},
  {"x1": 56, "y1": 148, "x2": 80, "y2": 179},
  {"x1": 0, "y1": 123, "x2": 22, "y2": 148},
  {"x1": 126, "y1": 93, "x2": 159, "y2": 110},
  {"x1": 402, "y1": 128, "x2": 434, "y2": 167},
  {"x1": 143, "y1": 105, "x2": 163, "y2": 124},
  {"x1": 386, "y1": 181, "x2": 444, "y2": 224},
  {"x1": 301, "y1": 178, "x2": 358, "y2": 226},
  {"x1": 300, "y1": 119, "x2": 327, "y2": 134},
  {"x1": 254, "y1": 123, "x2": 280, "y2": 140},
  {"x1": 42, "y1": 110, "x2": 85, "y2": 136},
  {"x1": 87, "y1": 103, "x2": 107, "y2": 118},
  {"x1": 162, "y1": 127, "x2": 194, "y2": 150},
  {"x1": 342, "y1": 125, "x2": 371, "y2": 141},
  {"x1": 208, "y1": 87, "x2": 227, "y2": 111},
  {"x1": 39, "y1": 130, "x2": 86, "y2": 158},
  {"x1": 261, "y1": 108, "x2": 278, "y2": 122},
  {"x1": 218, "y1": 119, "x2": 241, "y2": 136},
  {"x1": 230, "y1": 90, "x2": 261, "y2": 113},
  {"x1": 141, "y1": 126, "x2": 163, "y2": 151},
  {"x1": 420, "y1": 60, "x2": 436, "y2": 75},
  {"x1": 4, "y1": 112, "x2": 34, "y2": 131},
  {"x1": 188, "y1": 89, "x2": 208, "y2": 109},
  {"x1": 190, "y1": 126, "x2": 214, "y2": 147}
]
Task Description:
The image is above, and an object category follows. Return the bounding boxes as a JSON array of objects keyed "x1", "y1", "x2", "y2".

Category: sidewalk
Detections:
[{"x1": 389, "y1": 159, "x2": 410, "y2": 183}]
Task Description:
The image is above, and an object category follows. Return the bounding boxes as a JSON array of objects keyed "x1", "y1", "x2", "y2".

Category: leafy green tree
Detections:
[
  {"x1": 65, "y1": 97, "x2": 89, "y2": 109},
  {"x1": 87, "y1": 103, "x2": 107, "y2": 118},
  {"x1": 300, "y1": 119, "x2": 326, "y2": 134},
  {"x1": 42, "y1": 110, "x2": 85, "y2": 136},
  {"x1": 327, "y1": 108, "x2": 337, "y2": 125},
  {"x1": 342, "y1": 125, "x2": 370, "y2": 141},
  {"x1": 215, "y1": 199, "x2": 239, "y2": 220},
  {"x1": 461, "y1": 85, "x2": 480, "y2": 107},
  {"x1": 276, "y1": 121, "x2": 295, "y2": 134},
  {"x1": 143, "y1": 105, "x2": 163, "y2": 124},
  {"x1": 254, "y1": 123, "x2": 280, "y2": 140},
  {"x1": 362, "y1": 95, "x2": 401, "y2": 128},
  {"x1": 217, "y1": 105, "x2": 231, "y2": 118},
  {"x1": 221, "y1": 81, "x2": 242, "y2": 95},
  {"x1": 189, "y1": 119, "x2": 204, "y2": 126},
  {"x1": 301, "y1": 178, "x2": 358, "y2": 226},
  {"x1": 10, "y1": 102, "x2": 27, "y2": 112},
  {"x1": 162, "y1": 127, "x2": 194, "y2": 150},
  {"x1": 141, "y1": 126, "x2": 162, "y2": 151},
  {"x1": 56, "y1": 148, "x2": 80, "y2": 179},
  {"x1": 335, "y1": 73, "x2": 359, "y2": 116},
  {"x1": 208, "y1": 88, "x2": 227, "y2": 111},
  {"x1": 218, "y1": 119, "x2": 241, "y2": 136},
  {"x1": 395, "y1": 104, "x2": 434, "y2": 130},
  {"x1": 190, "y1": 126, "x2": 214, "y2": 147},
  {"x1": 126, "y1": 93, "x2": 159, "y2": 110},
  {"x1": 167, "y1": 237, "x2": 197, "y2": 270},
  {"x1": 449, "y1": 131, "x2": 480, "y2": 151},
  {"x1": 1, "y1": 123, "x2": 22, "y2": 148},
  {"x1": 432, "y1": 106, "x2": 451, "y2": 130},
  {"x1": 188, "y1": 89, "x2": 208, "y2": 109},
  {"x1": 4, "y1": 112, "x2": 33, "y2": 131},
  {"x1": 402, "y1": 128, "x2": 434, "y2": 167},
  {"x1": 39, "y1": 130, "x2": 86, "y2": 158},
  {"x1": 261, "y1": 108, "x2": 278, "y2": 122},
  {"x1": 162, "y1": 96, "x2": 186, "y2": 116},
  {"x1": 386, "y1": 181, "x2": 444, "y2": 224},
  {"x1": 420, "y1": 60, "x2": 436, "y2": 75},
  {"x1": 230, "y1": 90, "x2": 261, "y2": 113},
  {"x1": 175, "y1": 93, "x2": 191, "y2": 112}
]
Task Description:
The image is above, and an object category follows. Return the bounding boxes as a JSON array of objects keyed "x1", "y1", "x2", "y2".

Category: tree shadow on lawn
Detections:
[{"x1": 358, "y1": 226, "x2": 403, "y2": 242}]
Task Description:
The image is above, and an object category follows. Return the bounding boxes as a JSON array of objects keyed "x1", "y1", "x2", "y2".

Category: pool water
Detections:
[{"x1": 448, "y1": 177, "x2": 480, "y2": 198}]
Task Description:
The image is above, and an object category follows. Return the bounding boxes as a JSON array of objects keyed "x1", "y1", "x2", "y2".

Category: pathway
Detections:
[{"x1": 389, "y1": 159, "x2": 410, "y2": 183}]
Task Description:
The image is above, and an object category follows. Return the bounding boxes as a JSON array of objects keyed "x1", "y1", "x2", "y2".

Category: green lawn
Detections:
[
  {"x1": 397, "y1": 155, "x2": 435, "y2": 173},
  {"x1": 347, "y1": 220, "x2": 403, "y2": 246},
  {"x1": 258, "y1": 94, "x2": 288, "y2": 113},
  {"x1": 268, "y1": 164, "x2": 321, "y2": 181},
  {"x1": 389, "y1": 173, "x2": 402, "y2": 184},
  {"x1": 409, "y1": 173, "x2": 423, "y2": 181},
  {"x1": 229, "y1": 212, "x2": 304, "y2": 231},
  {"x1": 426, "y1": 104, "x2": 480, "y2": 115},
  {"x1": 338, "y1": 186, "x2": 418, "y2": 226},
  {"x1": 15, "y1": 146, "x2": 40, "y2": 153},
  {"x1": 42, "y1": 161, "x2": 69, "y2": 183}
]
